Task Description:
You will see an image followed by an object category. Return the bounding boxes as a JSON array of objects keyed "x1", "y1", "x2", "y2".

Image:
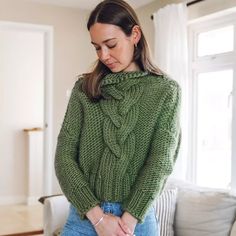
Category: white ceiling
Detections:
[{"x1": 28, "y1": 0, "x2": 156, "y2": 10}]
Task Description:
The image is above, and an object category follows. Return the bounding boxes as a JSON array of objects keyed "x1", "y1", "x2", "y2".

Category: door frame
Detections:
[{"x1": 0, "y1": 21, "x2": 54, "y2": 196}]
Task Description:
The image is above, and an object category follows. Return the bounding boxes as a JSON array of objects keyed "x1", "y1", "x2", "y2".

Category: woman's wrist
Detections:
[
  {"x1": 93, "y1": 214, "x2": 107, "y2": 227},
  {"x1": 122, "y1": 211, "x2": 138, "y2": 225},
  {"x1": 86, "y1": 205, "x2": 104, "y2": 225},
  {"x1": 121, "y1": 211, "x2": 138, "y2": 233}
]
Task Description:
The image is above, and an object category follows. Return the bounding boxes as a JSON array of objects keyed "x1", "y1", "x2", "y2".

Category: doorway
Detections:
[{"x1": 0, "y1": 21, "x2": 53, "y2": 205}]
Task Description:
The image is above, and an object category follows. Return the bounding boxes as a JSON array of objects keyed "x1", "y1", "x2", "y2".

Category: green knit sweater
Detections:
[{"x1": 55, "y1": 71, "x2": 181, "y2": 222}]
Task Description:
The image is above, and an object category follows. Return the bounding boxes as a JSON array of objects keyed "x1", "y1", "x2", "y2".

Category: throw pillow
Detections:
[
  {"x1": 154, "y1": 188, "x2": 178, "y2": 236},
  {"x1": 175, "y1": 188, "x2": 236, "y2": 236}
]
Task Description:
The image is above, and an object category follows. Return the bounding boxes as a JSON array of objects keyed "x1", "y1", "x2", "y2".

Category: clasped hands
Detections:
[{"x1": 95, "y1": 212, "x2": 137, "y2": 236}]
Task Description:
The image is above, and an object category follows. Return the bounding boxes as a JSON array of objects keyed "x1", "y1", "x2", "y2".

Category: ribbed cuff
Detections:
[
  {"x1": 71, "y1": 185, "x2": 100, "y2": 220},
  {"x1": 123, "y1": 189, "x2": 156, "y2": 223}
]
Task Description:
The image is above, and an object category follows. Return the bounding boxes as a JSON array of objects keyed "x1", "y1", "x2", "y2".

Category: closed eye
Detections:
[
  {"x1": 107, "y1": 44, "x2": 117, "y2": 49},
  {"x1": 94, "y1": 44, "x2": 117, "y2": 51}
]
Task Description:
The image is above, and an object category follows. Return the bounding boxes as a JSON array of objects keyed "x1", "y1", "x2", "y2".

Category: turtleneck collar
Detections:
[{"x1": 100, "y1": 71, "x2": 149, "y2": 87}]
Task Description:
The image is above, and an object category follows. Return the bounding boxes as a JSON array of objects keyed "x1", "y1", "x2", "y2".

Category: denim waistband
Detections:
[{"x1": 99, "y1": 201, "x2": 123, "y2": 216}]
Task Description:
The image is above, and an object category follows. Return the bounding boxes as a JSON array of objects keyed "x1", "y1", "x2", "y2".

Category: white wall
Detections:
[
  {"x1": 187, "y1": 0, "x2": 236, "y2": 20},
  {"x1": 0, "y1": 30, "x2": 44, "y2": 204}
]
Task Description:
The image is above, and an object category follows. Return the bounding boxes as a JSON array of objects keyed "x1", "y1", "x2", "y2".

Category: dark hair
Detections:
[{"x1": 82, "y1": 0, "x2": 164, "y2": 101}]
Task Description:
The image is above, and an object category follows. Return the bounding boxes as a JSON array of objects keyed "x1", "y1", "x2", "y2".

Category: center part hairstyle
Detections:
[{"x1": 82, "y1": 0, "x2": 164, "y2": 101}]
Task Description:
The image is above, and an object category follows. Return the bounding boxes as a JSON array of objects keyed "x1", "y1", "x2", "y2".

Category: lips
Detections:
[{"x1": 106, "y1": 62, "x2": 116, "y2": 68}]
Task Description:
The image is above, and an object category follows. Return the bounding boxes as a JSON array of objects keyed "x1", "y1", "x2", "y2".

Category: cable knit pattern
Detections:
[{"x1": 55, "y1": 71, "x2": 182, "y2": 222}]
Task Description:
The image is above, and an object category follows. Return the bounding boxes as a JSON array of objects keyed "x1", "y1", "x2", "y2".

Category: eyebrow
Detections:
[{"x1": 91, "y1": 38, "x2": 117, "y2": 45}]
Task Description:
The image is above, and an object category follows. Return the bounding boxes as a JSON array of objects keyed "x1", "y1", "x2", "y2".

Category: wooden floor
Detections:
[{"x1": 0, "y1": 203, "x2": 43, "y2": 236}]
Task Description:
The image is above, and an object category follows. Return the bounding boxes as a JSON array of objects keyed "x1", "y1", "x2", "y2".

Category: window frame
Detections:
[{"x1": 188, "y1": 10, "x2": 236, "y2": 190}]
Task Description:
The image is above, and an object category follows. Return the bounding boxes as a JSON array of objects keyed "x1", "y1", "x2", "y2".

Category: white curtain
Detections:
[{"x1": 153, "y1": 3, "x2": 189, "y2": 180}]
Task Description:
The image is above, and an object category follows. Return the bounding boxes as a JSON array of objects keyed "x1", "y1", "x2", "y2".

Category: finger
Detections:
[
  {"x1": 117, "y1": 229, "x2": 130, "y2": 236},
  {"x1": 116, "y1": 224, "x2": 128, "y2": 236},
  {"x1": 118, "y1": 219, "x2": 132, "y2": 234}
]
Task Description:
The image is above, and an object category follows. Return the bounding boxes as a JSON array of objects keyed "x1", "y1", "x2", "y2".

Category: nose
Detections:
[{"x1": 99, "y1": 47, "x2": 110, "y2": 61}]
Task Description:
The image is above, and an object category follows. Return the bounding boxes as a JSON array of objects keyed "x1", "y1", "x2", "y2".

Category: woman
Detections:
[{"x1": 55, "y1": 0, "x2": 182, "y2": 235}]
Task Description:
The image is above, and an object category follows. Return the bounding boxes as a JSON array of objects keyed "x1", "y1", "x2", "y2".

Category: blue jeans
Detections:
[{"x1": 61, "y1": 202, "x2": 160, "y2": 236}]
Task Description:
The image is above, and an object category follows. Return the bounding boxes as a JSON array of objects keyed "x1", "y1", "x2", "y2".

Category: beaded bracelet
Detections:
[{"x1": 93, "y1": 214, "x2": 106, "y2": 227}]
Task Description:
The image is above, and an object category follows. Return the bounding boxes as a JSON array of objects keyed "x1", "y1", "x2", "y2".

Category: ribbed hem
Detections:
[{"x1": 71, "y1": 185, "x2": 100, "y2": 220}]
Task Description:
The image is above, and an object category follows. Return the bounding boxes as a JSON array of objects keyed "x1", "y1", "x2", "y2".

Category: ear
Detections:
[{"x1": 131, "y1": 25, "x2": 141, "y2": 45}]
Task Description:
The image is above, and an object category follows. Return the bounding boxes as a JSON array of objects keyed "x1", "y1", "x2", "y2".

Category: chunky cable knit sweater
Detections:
[{"x1": 55, "y1": 71, "x2": 181, "y2": 222}]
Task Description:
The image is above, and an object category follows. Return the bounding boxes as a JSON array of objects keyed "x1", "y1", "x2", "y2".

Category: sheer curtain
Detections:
[{"x1": 153, "y1": 3, "x2": 189, "y2": 180}]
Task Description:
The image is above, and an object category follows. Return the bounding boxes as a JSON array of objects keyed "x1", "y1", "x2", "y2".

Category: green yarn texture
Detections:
[{"x1": 55, "y1": 71, "x2": 181, "y2": 222}]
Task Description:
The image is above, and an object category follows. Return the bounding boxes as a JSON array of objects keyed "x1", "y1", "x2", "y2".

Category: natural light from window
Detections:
[
  {"x1": 196, "y1": 70, "x2": 233, "y2": 189},
  {"x1": 198, "y1": 25, "x2": 234, "y2": 57}
]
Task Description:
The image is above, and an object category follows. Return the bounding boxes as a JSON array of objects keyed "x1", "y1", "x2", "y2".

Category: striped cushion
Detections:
[
  {"x1": 230, "y1": 220, "x2": 236, "y2": 236},
  {"x1": 154, "y1": 188, "x2": 178, "y2": 236}
]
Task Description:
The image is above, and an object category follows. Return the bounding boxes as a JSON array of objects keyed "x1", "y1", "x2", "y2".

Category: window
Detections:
[
  {"x1": 198, "y1": 25, "x2": 234, "y2": 56},
  {"x1": 188, "y1": 12, "x2": 236, "y2": 190},
  {"x1": 196, "y1": 70, "x2": 233, "y2": 188}
]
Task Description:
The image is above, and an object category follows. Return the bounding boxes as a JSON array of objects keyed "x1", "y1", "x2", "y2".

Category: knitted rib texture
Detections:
[{"x1": 55, "y1": 71, "x2": 181, "y2": 222}]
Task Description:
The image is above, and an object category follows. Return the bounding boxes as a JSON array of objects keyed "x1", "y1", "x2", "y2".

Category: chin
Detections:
[{"x1": 110, "y1": 67, "x2": 123, "y2": 73}]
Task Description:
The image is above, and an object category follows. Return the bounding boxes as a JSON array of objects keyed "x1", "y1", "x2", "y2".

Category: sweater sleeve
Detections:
[
  {"x1": 123, "y1": 80, "x2": 182, "y2": 222},
  {"x1": 54, "y1": 79, "x2": 100, "y2": 219}
]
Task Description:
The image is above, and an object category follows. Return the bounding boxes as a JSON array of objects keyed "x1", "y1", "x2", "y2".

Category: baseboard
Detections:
[
  {"x1": 0, "y1": 196, "x2": 26, "y2": 205},
  {"x1": 0, "y1": 195, "x2": 43, "y2": 205}
]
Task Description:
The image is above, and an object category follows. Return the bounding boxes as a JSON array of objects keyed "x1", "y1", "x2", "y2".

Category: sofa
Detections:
[{"x1": 41, "y1": 179, "x2": 236, "y2": 236}]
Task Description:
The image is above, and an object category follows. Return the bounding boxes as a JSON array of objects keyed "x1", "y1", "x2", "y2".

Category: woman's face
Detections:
[{"x1": 89, "y1": 23, "x2": 140, "y2": 72}]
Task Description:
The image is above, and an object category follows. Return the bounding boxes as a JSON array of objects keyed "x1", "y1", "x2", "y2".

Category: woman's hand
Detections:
[
  {"x1": 120, "y1": 211, "x2": 138, "y2": 235},
  {"x1": 95, "y1": 213, "x2": 132, "y2": 236},
  {"x1": 86, "y1": 206, "x2": 132, "y2": 236}
]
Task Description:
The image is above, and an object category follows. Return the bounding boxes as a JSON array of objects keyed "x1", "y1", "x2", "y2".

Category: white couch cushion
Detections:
[
  {"x1": 174, "y1": 187, "x2": 236, "y2": 236},
  {"x1": 44, "y1": 195, "x2": 70, "y2": 236},
  {"x1": 154, "y1": 188, "x2": 178, "y2": 236}
]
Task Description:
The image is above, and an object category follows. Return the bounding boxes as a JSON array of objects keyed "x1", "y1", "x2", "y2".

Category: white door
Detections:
[{"x1": 0, "y1": 22, "x2": 53, "y2": 204}]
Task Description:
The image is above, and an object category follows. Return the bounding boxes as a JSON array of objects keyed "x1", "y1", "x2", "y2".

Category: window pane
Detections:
[
  {"x1": 198, "y1": 25, "x2": 234, "y2": 57},
  {"x1": 196, "y1": 70, "x2": 233, "y2": 189}
]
